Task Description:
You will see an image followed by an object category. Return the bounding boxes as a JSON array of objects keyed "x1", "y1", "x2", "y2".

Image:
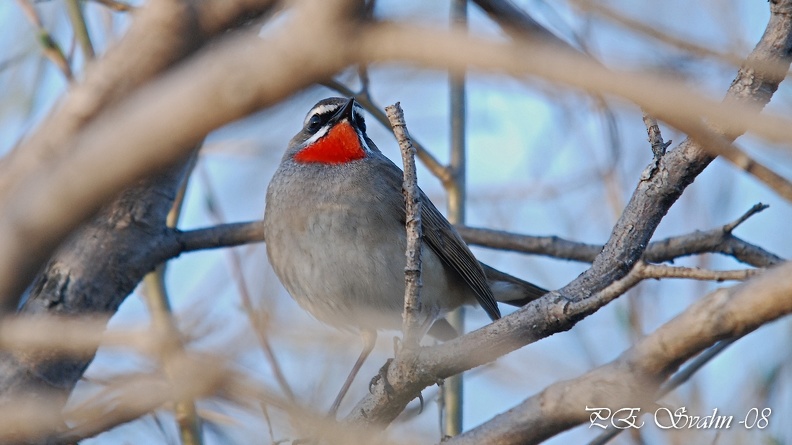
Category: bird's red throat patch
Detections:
[{"x1": 294, "y1": 122, "x2": 366, "y2": 164}]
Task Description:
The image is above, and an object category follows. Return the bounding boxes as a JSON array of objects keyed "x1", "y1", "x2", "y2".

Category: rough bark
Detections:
[{"x1": 0, "y1": 159, "x2": 189, "y2": 405}]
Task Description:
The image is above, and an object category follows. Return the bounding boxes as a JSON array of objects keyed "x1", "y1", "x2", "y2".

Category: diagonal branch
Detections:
[
  {"x1": 14, "y1": 0, "x2": 73, "y2": 79},
  {"x1": 446, "y1": 261, "x2": 792, "y2": 445},
  {"x1": 589, "y1": 338, "x2": 738, "y2": 445}
]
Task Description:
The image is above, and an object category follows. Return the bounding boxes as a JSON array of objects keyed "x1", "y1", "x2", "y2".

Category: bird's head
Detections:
[{"x1": 287, "y1": 97, "x2": 373, "y2": 164}]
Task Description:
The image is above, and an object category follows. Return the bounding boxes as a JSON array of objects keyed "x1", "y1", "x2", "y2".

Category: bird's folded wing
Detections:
[
  {"x1": 420, "y1": 195, "x2": 501, "y2": 320},
  {"x1": 370, "y1": 152, "x2": 501, "y2": 321}
]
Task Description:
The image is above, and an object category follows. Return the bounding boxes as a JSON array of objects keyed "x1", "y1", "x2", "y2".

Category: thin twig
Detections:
[
  {"x1": 14, "y1": 0, "x2": 73, "y2": 79},
  {"x1": 0, "y1": 52, "x2": 29, "y2": 74},
  {"x1": 65, "y1": 0, "x2": 95, "y2": 59},
  {"x1": 90, "y1": 0, "x2": 134, "y2": 12},
  {"x1": 386, "y1": 102, "x2": 424, "y2": 351},
  {"x1": 639, "y1": 263, "x2": 760, "y2": 282},
  {"x1": 724, "y1": 202, "x2": 768, "y2": 233},
  {"x1": 444, "y1": 0, "x2": 467, "y2": 433},
  {"x1": 642, "y1": 113, "x2": 671, "y2": 160},
  {"x1": 689, "y1": 130, "x2": 792, "y2": 203},
  {"x1": 571, "y1": 0, "x2": 742, "y2": 67},
  {"x1": 143, "y1": 272, "x2": 204, "y2": 445}
]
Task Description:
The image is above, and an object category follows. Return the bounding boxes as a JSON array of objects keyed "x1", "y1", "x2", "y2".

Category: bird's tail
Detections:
[{"x1": 480, "y1": 262, "x2": 548, "y2": 307}]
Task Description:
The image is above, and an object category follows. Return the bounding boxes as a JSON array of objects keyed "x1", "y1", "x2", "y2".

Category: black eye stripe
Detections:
[{"x1": 303, "y1": 105, "x2": 366, "y2": 132}]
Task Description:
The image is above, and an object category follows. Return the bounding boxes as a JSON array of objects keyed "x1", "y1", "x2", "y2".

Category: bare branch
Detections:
[
  {"x1": 724, "y1": 202, "x2": 768, "y2": 232},
  {"x1": 386, "y1": 102, "x2": 424, "y2": 350},
  {"x1": 357, "y1": 20, "x2": 792, "y2": 147},
  {"x1": 572, "y1": 0, "x2": 742, "y2": 67},
  {"x1": 65, "y1": 0, "x2": 95, "y2": 59},
  {"x1": 89, "y1": 0, "x2": 134, "y2": 12},
  {"x1": 14, "y1": 0, "x2": 73, "y2": 79},
  {"x1": 344, "y1": 263, "x2": 647, "y2": 426},
  {"x1": 142, "y1": 165, "x2": 203, "y2": 445},
  {"x1": 639, "y1": 263, "x2": 760, "y2": 282},
  {"x1": 447, "y1": 261, "x2": 792, "y2": 445},
  {"x1": 642, "y1": 113, "x2": 670, "y2": 160},
  {"x1": 3, "y1": 0, "x2": 277, "y2": 201},
  {"x1": 457, "y1": 203, "x2": 783, "y2": 268},
  {"x1": 590, "y1": 339, "x2": 738, "y2": 445},
  {"x1": 176, "y1": 221, "x2": 266, "y2": 252}
]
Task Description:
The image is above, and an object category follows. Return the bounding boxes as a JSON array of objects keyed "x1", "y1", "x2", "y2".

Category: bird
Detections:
[{"x1": 263, "y1": 97, "x2": 547, "y2": 414}]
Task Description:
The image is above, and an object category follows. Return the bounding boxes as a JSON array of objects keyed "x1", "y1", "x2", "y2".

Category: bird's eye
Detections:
[{"x1": 307, "y1": 115, "x2": 322, "y2": 132}]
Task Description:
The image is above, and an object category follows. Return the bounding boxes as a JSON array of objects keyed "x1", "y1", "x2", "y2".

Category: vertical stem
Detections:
[
  {"x1": 444, "y1": 0, "x2": 467, "y2": 437},
  {"x1": 143, "y1": 270, "x2": 203, "y2": 445},
  {"x1": 386, "y1": 102, "x2": 425, "y2": 350},
  {"x1": 65, "y1": 0, "x2": 95, "y2": 59},
  {"x1": 143, "y1": 154, "x2": 203, "y2": 445}
]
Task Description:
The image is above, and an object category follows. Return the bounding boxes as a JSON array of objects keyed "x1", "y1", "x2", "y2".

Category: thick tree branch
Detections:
[
  {"x1": 0, "y1": 159, "x2": 191, "y2": 411},
  {"x1": 358, "y1": 23, "x2": 792, "y2": 148},
  {"x1": 2, "y1": 0, "x2": 276, "y2": 200},
  {"x1": 447, "y1": 261, "x2": 792, "y2": 445},
  {"x1": 0, "y1": 0, "x2": 277, "y2": 304},
  {"x1": 590, "y1": 338, "x2": 738, "y2": 445}
]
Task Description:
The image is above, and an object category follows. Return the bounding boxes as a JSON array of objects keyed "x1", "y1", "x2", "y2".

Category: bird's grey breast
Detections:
[{"x1": 264, "y1": 161, "x2": 407, "y2": 330}]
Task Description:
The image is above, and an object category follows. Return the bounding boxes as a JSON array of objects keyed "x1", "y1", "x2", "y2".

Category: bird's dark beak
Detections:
[{"x1": 330, "y1": 98, "x2": 357, "y2": 127}]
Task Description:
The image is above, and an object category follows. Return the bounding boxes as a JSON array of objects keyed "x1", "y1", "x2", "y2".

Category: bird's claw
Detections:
[{"x1": 369, "y1": 358, "x2": 394, "y2": 398}]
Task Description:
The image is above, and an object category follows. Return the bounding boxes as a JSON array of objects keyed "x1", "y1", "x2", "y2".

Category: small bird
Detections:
[{"x1": 264, "y1": 97, "x2": 546, "y2": 413}]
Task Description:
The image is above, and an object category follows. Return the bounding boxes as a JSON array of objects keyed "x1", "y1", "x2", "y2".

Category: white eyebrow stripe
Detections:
[
  {"x1": 303, "y1": 104, "x2": 340, "y2": 126},
  {"x1": 303, "y1": 102, "x2": 366, "y2": 127}
]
